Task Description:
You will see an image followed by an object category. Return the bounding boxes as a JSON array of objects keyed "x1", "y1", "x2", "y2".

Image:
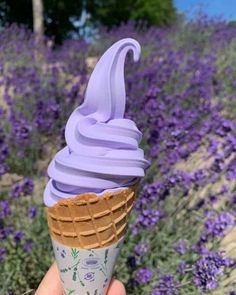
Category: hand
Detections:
[{"x1": 35, "y1": 262, "x2": 126, "y2": 295}]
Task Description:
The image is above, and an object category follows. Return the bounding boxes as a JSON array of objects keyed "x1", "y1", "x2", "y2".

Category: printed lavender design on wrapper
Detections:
[
  {"x1": 64, "y1": 289, "x2": 75, "y2": 295},
  {"x1": 52, "y1": 238, "x2": 123, "y2": 295},
  {"x1": 71, "y1": 248, "x2": 79, "y2": 259}
]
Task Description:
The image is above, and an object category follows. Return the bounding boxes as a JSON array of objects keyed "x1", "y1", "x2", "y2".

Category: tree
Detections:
[
  {"x1": 32, "y1": 0, "x2": 44, "y2": 36},
  {"x1": 43, "y1": 0, "x2": 83, "y2": 43},
  {"x1": 85, "y1": 0, "x2": 134, "y2": 28},
  {"x1": 0, "y1": 0, "x2": 176, "y2": 43},
  {"x1": 0, "y1": 0, "x2": 83, "y2": 43},
  {"x1": 0, "y1": 0, "x2": 33, "y2": 29},
  {"x1": 86, "y1": 0, "x2": 176, "y2": 28},
  {"x1": 131, "y1": 0, "x2": 176, "y2": 26}
]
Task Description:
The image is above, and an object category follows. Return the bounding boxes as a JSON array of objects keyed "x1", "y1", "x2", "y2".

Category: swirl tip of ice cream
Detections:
[{"x1": 44, "y1": 38, "x2": 149, "y2": 207}]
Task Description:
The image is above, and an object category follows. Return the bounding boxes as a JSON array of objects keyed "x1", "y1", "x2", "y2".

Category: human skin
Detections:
[{"x1": 35, "y1": 262, "x2": 126, "y2": 295}]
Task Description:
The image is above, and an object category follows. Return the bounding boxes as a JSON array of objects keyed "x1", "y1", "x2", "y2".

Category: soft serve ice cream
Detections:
[
  {"x1": 44, "y1": 38, "x2": 149, "y2": 207},
  {"x1": 45, "y1": 38, "x2": 150, "y2": 295}
]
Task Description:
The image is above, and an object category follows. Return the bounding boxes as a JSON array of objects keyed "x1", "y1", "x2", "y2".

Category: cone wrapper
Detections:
[
  {"x1": 52, "y1": 237, "x2": 124, "y2": 295},
  {"x1": 45, "y1": 186, "x2": 137, "y2": 294}
]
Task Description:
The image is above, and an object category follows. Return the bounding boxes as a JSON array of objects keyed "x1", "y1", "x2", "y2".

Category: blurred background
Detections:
[
  {"x1": 1, "y1": 1, "x2": 236, "y2": 295},
  {"x1": 0, "y1": 0, "x2": 236, "y2": 43}
]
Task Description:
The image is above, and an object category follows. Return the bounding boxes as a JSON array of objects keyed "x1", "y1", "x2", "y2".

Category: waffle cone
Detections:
[{"x1": 45, "y1": 186, "x2": 136, "y2": 249}]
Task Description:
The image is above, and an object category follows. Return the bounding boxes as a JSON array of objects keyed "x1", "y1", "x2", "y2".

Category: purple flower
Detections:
[
  {"x1": 135, "y1": 268, "x2": 153, "y2": 284},
  {"x1": 136, "y1": 208, "x2": 162, "y2": 229},
  {"x1": 177, "y1": 262, "x2": 188, "y2": 275},
  {"x1": 10, "y1": 113, "x2": 32, "y2": 143},
  {"x1": 34, "y1": 99, "x2": 60, "y2": 133},
  {"x1": 0, "y1": 247, "x2": 6, "y2": 263},
  {"x1": 167, "y1": 171, "x2": 191, "y2": 193},
  {"x1": 134, "y1": 241, "x2": 149, "y2": 256},
  {"x1": 192, "y1": 251, "x2": 230, "y2": 291},
  {"x1": 127, "y1": 256, "x2": 136, "y2": 269},
  {"x1": 136, "y1": 181, "x2": 166, "y2": 208},
  {"x1": 191, "y1": 169, "x2": 206, "y2": 187},
  {"x1": 192, "y1": 242, "x2": 208, "y2": 255},
  {"x1": 13, "y1": 230, "x2": 25, "y2": 243},
  {"x1": 152, "y1": 275, "x2": 179, "y2": 295},
  {"x1": 226, "y1": 158, "x2": 236, "y2": 180},
  {"x1": 201, "y1": 211, "x2": 234, "y2": 241},
  {"x1": 174, "y1": 240, "x2": 188, "y2": 255},
  {"x1": 211, "y1": 155, "x2": 224, "y2": 173},
  {"x1": 0, "y1": 143, "x2": 9, "y2": 161},
  {"x1": 21, "y1": 177, "x2": 34, "y2": 195},
  {"x1": 0, "y1": 226, "x2": 13, "y2": 240},
  {"x1": 9, "y1": 184, "x2": 22, "y2": 198},
  {"x1": 216, "y1": 119, "x2": 234, "y2": 137},
  {"x1": 0, "y1": 163, "x2": 8, "y2": 175},
  {"x1": 0, "y1": 200, "x2": 11, "y2": 219},
  {"x1": 28, "y1": 206, "x2": 37, "y2": 219},
  {"x1": 230, "y1": 194, "x2": 236, "y2": 204},
  {"x1": 23, "y1": 241, "x2": 33, "y2": 252},
  {"x1": 207, "y1": 138, "x2": 219, "y2": 156}
]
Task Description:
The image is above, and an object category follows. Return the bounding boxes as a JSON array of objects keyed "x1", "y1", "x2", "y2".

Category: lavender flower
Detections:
[
  {"x1": 136, "y1": 181, "x2": 166, "y2": 209},
  {"x1": 9, "y1": 184, "x2": 22, "y2": 198},
  {"x1": 135, "y1": 268, "x2": 153, "y2": 284},
  {"x1": 152, "y1": 275, "x2": 179, "y2": 295},
  {"x1": 23, "y1": 241, "x2": 33, "y2": 252},
  {"x1": 177, "y1": 262, "x2": 188, "y2": 275},
  {"x1": 10, "y1": 113, "x2": 32, "y2": 144},
  {"x1": 192, "y1": 251, "x2": 230, "y2": 291},
  {"x1": 207, "y1": 138, "x2": 219, "y2": 156},
  {"x1": 21, "y1": 177, "x2": 34, "y2": 195},
  {"x1": 127, "y1": 256, "x2": 136, "y2": 269},
  {"x1": 202, "y1": 211, "x2": 234, "y2": 241},
  {"x1": 0, "y1": 163, "x2": 8, "y2": 175},
  {"x1": 13, "y1": 230, "x2": 25, "y2": 243},
  {"x1": 174, "y1": 240, "x2": 188, "y2": 255},
  {"x1": 9, "y1": 177, "x2": 34, "y2": 198},
  {"x1": 0, "y1": 247, "x2": 6, "y2": 263},
  {"x1": 134, "y1": 241, "x2": 149, "y2": 256},
  {"x1": 226, "y1": 158, "x2": 236, "y2": 180},
  {"x1": 0, "y1": 201, "x2": 11, "y2": 219},
  {"x1": 28, "y1": 206, "x2": 37, "y2": 219},
  {"x1": 135, "y1": 208, "x2": 162, "y2": 230}
]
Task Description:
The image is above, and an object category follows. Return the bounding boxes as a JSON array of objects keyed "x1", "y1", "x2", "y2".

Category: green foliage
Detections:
[
  {"x1": 131, "y1": 0, "x2": 176, "y2": 26},
  {"x1": 86, "y1": 0, "x2": 134, "y2": 28},
  {"x1": 0, "y1": 0, "x2": 83, "y2": 43},
  {"x1": 43, "y1": 0, "x2": 83, "y2": 43},
  {"x1": 0, "y1": 0, "x2": 33, "y2": 28},
  {"x1": 86, "y1": 0, "x2": 176, "y2": 28},
  {"x1": 0, "y1": 0, "x2": 176, "y2": 42},
  {"x1": 0, "y1": 197, "x2": 53, "y2": 294}
]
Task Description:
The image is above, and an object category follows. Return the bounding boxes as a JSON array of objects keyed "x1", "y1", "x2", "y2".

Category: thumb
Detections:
[
  {"x1": 107, "y1": 279, "x2": 126, "y2": 295},
  {"x1": 35, "y1": 262, "x2": 63, "y2": 295}
]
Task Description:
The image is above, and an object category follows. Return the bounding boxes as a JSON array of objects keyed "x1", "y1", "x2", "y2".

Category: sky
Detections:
[{"x1": 174, "y1": 0, "x2": 236, "y2": 21}]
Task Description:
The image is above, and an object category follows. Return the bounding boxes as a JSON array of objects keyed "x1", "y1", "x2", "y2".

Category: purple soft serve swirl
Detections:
[{"x1": 44, "y1": 38, "x2": 149, "y2": 207}]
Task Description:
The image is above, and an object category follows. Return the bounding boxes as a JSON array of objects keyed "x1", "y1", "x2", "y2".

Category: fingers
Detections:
[
  {"x1": 107, "y1": 279, "x2": 126, "y2": 295},
  {"x1": 35, "y1": 262, "x2": 63, "y2": 295},
  {"x1": 35, "y1": 262, "x2": 126, "y2": 295}
]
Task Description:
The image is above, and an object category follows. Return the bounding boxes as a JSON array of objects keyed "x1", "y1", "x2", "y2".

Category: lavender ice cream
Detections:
[{"x1": 44, "y1": 38, "x2": 149, "y2": 207}]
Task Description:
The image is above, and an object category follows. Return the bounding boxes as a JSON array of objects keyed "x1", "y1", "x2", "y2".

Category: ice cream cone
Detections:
[
  {"x1": 45, "y1": 186, "x2": 137, "y2": 295},
  {"x1": 43, "y1": 38, "x2": 149, "y2": 295},
  {"x1": 46, "y1": 186, "x2": 136, "y2": 249}
]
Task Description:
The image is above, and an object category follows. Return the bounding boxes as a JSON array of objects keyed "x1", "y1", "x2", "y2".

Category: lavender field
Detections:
[{"x1": 1, "y1": 18, "x2": 236, "y2": 294}]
